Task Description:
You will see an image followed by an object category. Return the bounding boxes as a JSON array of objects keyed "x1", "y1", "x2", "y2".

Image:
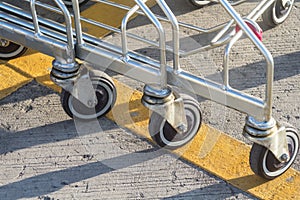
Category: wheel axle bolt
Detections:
[
  {"x1": 280, "y1": 154, "x2": 289, "y2": 162},
  {"x1": 177, "y1": 124, "x2": 188, "y2": 133},
  {"x1": 285, "y1": 0, "x2": 291, "y2": 8},
  {"x1": 0, "y1": 39, "x2": 9, "y2": 47},
  {"x1": 87, "y1": 99, "x2": 97, "y2": 107}
]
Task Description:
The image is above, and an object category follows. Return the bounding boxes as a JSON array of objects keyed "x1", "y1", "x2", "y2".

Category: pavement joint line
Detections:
[{"x1": 0, "y1": 1, "x2": 299, "y2": 199}]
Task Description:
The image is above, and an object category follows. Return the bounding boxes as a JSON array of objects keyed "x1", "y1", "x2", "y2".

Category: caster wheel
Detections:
[
  {"x1": 149, "y1": 94, "x2": 202, "y2": 149},
  {"x1": 189, "y1": 0, "x2": 212, "y2": 7},
  {"x1": 262, "y1": 0, "x2": 294, "y2": 28},
  {"x1": 249, "y1": 127, "x2": 299, "y2": 180},
  {"x1": 61, "y1": 71, "x2": 117, "y2": 120},
  {"x1": 63, "y1": 0, "x2": 89, "y2": 7},
  {"x1": 0, "y1": 39, "x2": 27, "y2": 60}
]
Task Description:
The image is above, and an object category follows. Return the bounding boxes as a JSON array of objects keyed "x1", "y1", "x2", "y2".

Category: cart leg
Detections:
[
  {"x1": 243, "y1": 116, "x2": 299, "y2": 179},
  {"x1": 142, "y1": 85, "x2": 202, "y2": 149},
  {"x1": 50, "y1": 60, "x2": 98, "y2": 111},
  {"x1": 142, "y1": 85, "x2": 188, "y2": 134}
]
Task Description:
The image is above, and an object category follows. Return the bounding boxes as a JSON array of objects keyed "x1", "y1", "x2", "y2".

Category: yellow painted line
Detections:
[
  {"x1": 0, "y1": 2, "x2": 299, "y2": 199},
  {"x1": 0, "y1": 61, "x2": 32, "y2": 99},
  {"x1": 0, "y1": 49, "x2": 60, "y2": 99},
  {"x1": 0, "y1": 1, "x2": 157, "y2": 98},
  {"x1": 107, "y1": 82, "x2": 300, "y2": 200},
  {"x1": 7, "y1": 50, "x2": 61, "y2": 92},
  {"x1": 80, "y1": 0, "x2": 156, "y2": 37}
]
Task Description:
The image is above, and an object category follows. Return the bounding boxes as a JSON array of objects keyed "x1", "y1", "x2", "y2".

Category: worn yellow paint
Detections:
[
  {"x1": 80, "y1": 0, "x2": 157, "y2": 38},
  {"x1": 107, "y1": 81, "x2": 300, "y2": 200},
  {"x1": 0, "y1": 61, "x2": 32, "y2": 99},
  {"x1": 7, "y1": 50, "x2": 61, "y2": 92},
  {"x1": 0, "y1": 49, "x2": 61, "y2": 99}
]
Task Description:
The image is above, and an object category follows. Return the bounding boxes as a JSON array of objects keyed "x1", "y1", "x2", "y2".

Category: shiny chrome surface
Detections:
[{"x1": 0, "y1": 0, "x2": 286, "y2": 139}]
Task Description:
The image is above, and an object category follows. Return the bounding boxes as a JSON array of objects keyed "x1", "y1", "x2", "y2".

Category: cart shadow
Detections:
[
  {"x1": 0, "y1": 116, "x2": 119, "y2": 156},
  {"x1": 0, "y1": 115, "x2": 261, "y2": 200},
  {"x1": 0, "y1": 80, "x2": 57, "y2": 107},
  {"x1": 0, "y1": 147, "x2": 165, "y2": 199},
  {"x1": 228, "y1": 175, "x2": 269, "y2": 191},
  {"x1": 226, "y1": 51, "x2": 300, "y2": 91}
]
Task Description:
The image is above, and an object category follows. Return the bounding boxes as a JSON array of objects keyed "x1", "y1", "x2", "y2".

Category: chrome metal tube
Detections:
[
  {"x1": 211, "y1": 19, "x2": 234, "y2": 44},
  {"x1": 72, "y1": 0, "x2": 84, "y2": 45},
  {"x1": 156, "y1": 0, "x2": 180, "y2": 71},
  {"x1": 30, "y1": 0, "x2": 41, "y2": 35},
  {"x1": 250, "y1": 0, "x2": 276, "y2": 21},
  {"x1": 219, "y1": 0, "x2": 274, "y2": 121},
  {"x1": 54, "y1": 0, "x2": 75, "y2": 62},
  {"x1": 135, "y1": 0, "x2": 167, "y2": 88},
  {"x1": 121, "y1": 3, "x2": 142, "y2": 60},
  {"x1": 223, "y1": 31, "x2": 243, "y2": 88},
  {"x1": 247, "y1": 0, "x2": 275, "y2": 20}
]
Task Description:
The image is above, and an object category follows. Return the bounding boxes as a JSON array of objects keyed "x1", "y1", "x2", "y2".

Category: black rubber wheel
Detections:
[
  {"x1": 63, "y1": 0, "x2": 89, "y2": 7},
  {"x1": 61, "y1": 72, "x2": 116, "y2": 120},
  {"x1": 149, "y1": 94, "x2": 202, "y2": 149},
  {"x1": 0, "y1": 39, "x2": 27, "y2": 60},
  {"x1": 189, "y1": 0, "x2": 212, "y2": 7},
  {"x1": 262, "y1": 0, "x2": 294, "y2": 28},
  {"x1": 249, "y1": 128, "x2": 299, "y2": 180}
]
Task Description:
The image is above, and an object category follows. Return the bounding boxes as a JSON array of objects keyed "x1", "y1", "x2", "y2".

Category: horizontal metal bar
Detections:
[
  {"x1": 0, "y1": 12, "x2": 68, "y2": 43},
  {"x1": 230, "y1": 0, "x2": 247, "y2": 6},
  {"x1": 0, "y1": 20, "x2": 69, "y2": 61},
  {"x1": 172, "y1": 70, "x2": 265, "y2": 119},
  {"x1": 0, "y1": 2, "x2": 163, "y2": 69},
  {"x1": 78, "y1": 44, "x2": 161, "y2": 85},
  {"x1": 79, "y1": 42, "x2": 265, "y2": 119}
]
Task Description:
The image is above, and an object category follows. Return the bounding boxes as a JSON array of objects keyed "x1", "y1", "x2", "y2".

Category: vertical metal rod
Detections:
[
  {"x1": 248, "y1": 0, "x2": 276, "y2": 21},
  {"x1": 219, "y1": 0, "x2": 274, "y2": 121},
  {"x1": 121, "y1": 3, "x2": 142, "y2": 61},
  {"x1": 222, "y1": 0, "x2": 274, "y2": 90},
  {"x1": 156, "y1": 0, "x2": 180, "y2": 71},
  {"x1": 30, "y1": 0, "x2": 41, "y2": 35},
  {"x1": 211, "y1": 19, "x2": 234, "y2": 44},
  {"x1": 135, "y1": 0, "x2": 167, "y2": 88},
  {"x1": 246, "y1": 0, "x2": 275, "y2": 19},
  {"x1": 223, "y1": 31, "x2": 243, "y2": 88},
  {"x1": 72, "y1": 0, "x2": 84, "y2": 45},
  {"x1": 54, "y1": 0, "x2": 75, "y2": 62}
]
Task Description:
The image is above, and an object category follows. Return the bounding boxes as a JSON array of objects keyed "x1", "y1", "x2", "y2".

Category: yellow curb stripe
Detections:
[
  {"x1": 0, "y1": 62, "x2": 33, "y2": 99},
  {"x1": 107, "y1": 81, "x2": 300, "y2": 200},
  {"x1": 81, "y1": 0, "x2": 157, "y2": 38},
  {"x1": 0, "y1": 50, "x2": 59, "y2": 99}
]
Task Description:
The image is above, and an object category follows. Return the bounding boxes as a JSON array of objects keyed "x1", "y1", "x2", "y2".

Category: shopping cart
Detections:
[{"x1": 0, "y1": 0, "x2": 298, "y2": 180}]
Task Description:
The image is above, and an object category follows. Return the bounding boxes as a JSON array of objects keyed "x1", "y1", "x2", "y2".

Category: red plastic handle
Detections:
[{"x1": 236, "y1": 20, "x2": 263, "y2": 41}]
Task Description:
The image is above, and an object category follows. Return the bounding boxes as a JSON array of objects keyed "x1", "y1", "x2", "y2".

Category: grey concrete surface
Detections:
[
  {"x1": 0, "y1": 0, "x2": 300, "y2": 199},
  {"x1": 0, "y1": 82, "x2": 256, "y2": 199}
]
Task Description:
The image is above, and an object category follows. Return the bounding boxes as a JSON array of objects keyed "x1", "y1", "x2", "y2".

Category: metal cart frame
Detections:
[{"x1": 0, "y1": 0, "x2": 298, "y2": 179}]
